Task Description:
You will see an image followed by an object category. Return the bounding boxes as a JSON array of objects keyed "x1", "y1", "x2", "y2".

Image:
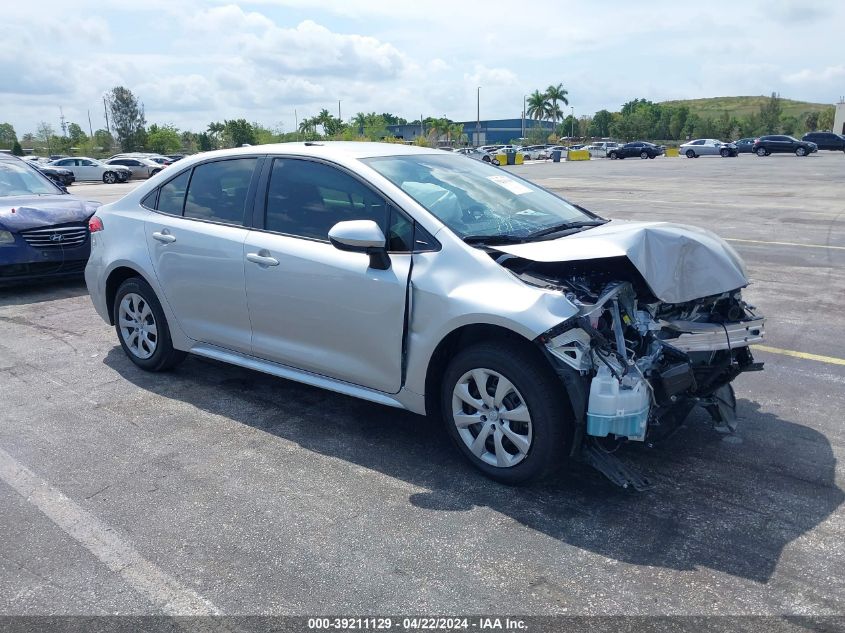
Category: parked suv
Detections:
[
  {"x1": 85, "y1": 143, "x2": 764, "y2": 486},
  {"x1": 752, "y1": 135, "x2": 816, "y2": 157},
  {"x1": 801, "y1": 132, "x2": 845, "y2": 152}
]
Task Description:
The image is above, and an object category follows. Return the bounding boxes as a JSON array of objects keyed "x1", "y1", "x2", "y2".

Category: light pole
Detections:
[
  {"x1": 522, "y1": 95, "x2": 527, "y2": 138},
  {"x1": 476, "y1": 86, "x2": 481, "y2": 147},
  {"x1": 570, "y1": 106, "x2": 575, "y2": 140}
]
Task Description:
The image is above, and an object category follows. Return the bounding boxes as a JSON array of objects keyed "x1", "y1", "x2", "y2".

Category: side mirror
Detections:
[{"x1": 328, "y1": 220, "x2": 391, "y2": 270}]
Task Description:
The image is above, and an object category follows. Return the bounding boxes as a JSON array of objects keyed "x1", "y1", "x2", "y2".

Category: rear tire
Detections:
[
  {"x1": 113, "y1": 277, "x2": 186, "y2": 372},
  {"x1": 440, "y1": 341, "x2": 571, "y2": 485},
  {"x1": 640, "y1": 151, "x2": 648, "y2": 159},
  {"x1": 756, "y1": 147, "x2": 768, "y2": 157},
  {"x1": 609, "y1": 151, "x2": 618, "y2": 159}
]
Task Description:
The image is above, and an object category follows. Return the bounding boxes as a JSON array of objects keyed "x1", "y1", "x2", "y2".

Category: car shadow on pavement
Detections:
[
  {"x1": 104, "y1": 350, "x2": 844, "y2": 584},
  {"x1": 0, "y1": 278, "x2": 88, "y2": 308}
]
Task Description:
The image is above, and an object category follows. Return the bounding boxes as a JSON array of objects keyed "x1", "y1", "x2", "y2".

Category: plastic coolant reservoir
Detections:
[{"x1": 586, "y1": 365, "x2": 650, "y2": 441}]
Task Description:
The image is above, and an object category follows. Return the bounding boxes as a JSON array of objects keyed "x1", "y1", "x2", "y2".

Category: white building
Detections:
[{"x1": 834, "y1": 99, "x2": 845, "y2": 135}]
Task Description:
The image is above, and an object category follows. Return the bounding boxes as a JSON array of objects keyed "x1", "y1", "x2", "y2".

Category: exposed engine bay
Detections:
[{"x1": 499, "y1": 254, "x2": 765, "y2": 486}]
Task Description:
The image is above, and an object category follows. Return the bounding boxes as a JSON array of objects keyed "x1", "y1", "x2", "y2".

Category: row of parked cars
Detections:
[
  {"x1": 680, "y1": 132, "x2": 845, "y2": 159},
  {"x1": 23, "y1": 152, "x2": 186, "y2": 187}
]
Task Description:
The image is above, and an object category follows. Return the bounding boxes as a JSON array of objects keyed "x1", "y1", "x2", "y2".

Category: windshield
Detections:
[
  {"x1": 0, "y1": 161, "x2": 61, "y2": 197},
  {"x1": 363, "y1": 153, "x2": 597, "y2": 240}
]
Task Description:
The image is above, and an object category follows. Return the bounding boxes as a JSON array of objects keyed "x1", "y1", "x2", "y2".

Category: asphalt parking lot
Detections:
[{"x1": 1, "y1": 154, "x2": 844, "y2": 619}]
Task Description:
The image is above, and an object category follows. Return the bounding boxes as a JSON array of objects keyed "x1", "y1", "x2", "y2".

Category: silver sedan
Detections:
[{"x1": 85, "y1": 143, "x2": 764, "y2": 486}]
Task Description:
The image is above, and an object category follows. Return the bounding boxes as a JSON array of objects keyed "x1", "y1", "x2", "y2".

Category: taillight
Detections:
[{"x1": 89, "y1": 216, "x2": 104, "y2": 233}]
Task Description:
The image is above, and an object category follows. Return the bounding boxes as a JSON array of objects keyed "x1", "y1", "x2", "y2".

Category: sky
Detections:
[{"x1": 3, "y1": 0, "x2": 844, "y2": 137}]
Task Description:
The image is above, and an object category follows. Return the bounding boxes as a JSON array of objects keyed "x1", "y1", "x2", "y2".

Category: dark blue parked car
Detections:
[{"x1": 1, "y1": 154, "x2": 99, "y2": 285}]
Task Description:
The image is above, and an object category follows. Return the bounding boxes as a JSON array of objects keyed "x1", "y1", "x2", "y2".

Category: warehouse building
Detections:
[{"x1": 387, "y1": 118, "x2": 555, "y2": 145}]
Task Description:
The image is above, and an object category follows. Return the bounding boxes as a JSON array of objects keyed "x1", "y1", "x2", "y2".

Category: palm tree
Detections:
[
  {"x1": 526, "y1": 90, "x2": 551, "y2": 129},
  {"x1": 545, "y1": 84, "x2": 569, "y2": 131},
  {"x1": 449, "y1": 123, "x2": 466, "y2": 146},
  {"x1": 427, "y1": 117, "x2": 449, "y2": 143},
  {"x1": 352, "y1": 112, "x2": 367, "y2": 135}
]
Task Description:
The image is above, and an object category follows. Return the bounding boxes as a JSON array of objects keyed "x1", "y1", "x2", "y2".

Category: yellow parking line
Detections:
[
  {"x1": 753, "y1": 345, "x2": 845, "y2": 366},
  {"x1": 726, "y1": 238, "x2": 845, "y2": 251}
]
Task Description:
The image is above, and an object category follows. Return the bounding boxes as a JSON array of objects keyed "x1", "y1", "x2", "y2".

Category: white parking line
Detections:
[
  {"x1": 725, "y1": 238, "x2": 845, "y2": 251},
  {"x1": 0, "y1": 446, "x2": 221, "y2": 616}
]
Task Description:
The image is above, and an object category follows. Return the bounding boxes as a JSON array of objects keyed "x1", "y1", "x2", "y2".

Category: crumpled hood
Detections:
[
  {"x1": 0, "y1": 195, "x2": 99, "y2": 232},
  {"x1": 493, "y1": 220, "x2": 749, "y2": 303}
]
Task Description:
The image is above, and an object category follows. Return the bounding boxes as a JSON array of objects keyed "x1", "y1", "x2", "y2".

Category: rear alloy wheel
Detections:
[
  {"x1": 795, "y1": 147, "x2": 807, "y2": 156},
  {"x1": 114, "y1": 277, "x2": 186, "y2": 372},
  {"x1": 686, "y1": 149, "x2": 696, "y2": 158},
  {"x1": 640, "y1": 151, "x2": 649, "y2": 159},
  {"x1": 103, "y1": 171, "x2": 117, "y2": 184},
  {"x1": 756, "y1": 147, "x2": 768, "y2": 157},
  {"x1": 441, "y1": 341, "x2": 570, "y2": 484}
]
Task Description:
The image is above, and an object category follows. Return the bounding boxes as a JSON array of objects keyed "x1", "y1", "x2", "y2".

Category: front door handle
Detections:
[
  {"x1": 246, "y1": 250, "x2": 279, "y2": 267},
  {"x1": 152, "y1": 230, "x2": 176, "y2": 244}
]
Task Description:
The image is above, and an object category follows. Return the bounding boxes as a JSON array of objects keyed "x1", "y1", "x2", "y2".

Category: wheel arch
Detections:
[
  {"x1": 104, "y1": 265, "x2": 161, "y2": 326},
  {"x1": 423, "y1": 323, "x2": 551, "y2": 418}
]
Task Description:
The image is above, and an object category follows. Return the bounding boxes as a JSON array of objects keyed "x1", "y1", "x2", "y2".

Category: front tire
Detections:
[
  {"x1": 686, "y1": 149, "x2": 696, "y2": 158},
  {"x1": 441, "y1": 341, "x2": 571, "y2": 485},
  {"x1": 609, "y1": 151, "x2": 618, "y2": 159},
  {"x1": 720, "y1": 148, "x2": 730, "y2": 157},
  {"x1": 103, "y1": 171, "x2": 117, "y2": 184},
  {"x1": 114, "y1": 277, "x2": 186, "y2": 372},
  {"x1": 756, "y1": 147, "x2": 768, "y2": 156},
  {"x1": 640, "y1": 151, "x2": 649, "y2": 159},
  {"x1": 795, "y1": 147, "x2": 807, "y2": 156}
]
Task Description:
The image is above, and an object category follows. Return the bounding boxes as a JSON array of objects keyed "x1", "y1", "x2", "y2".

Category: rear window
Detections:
[{"x1": 183, "y1": 158, "x2": 256, "y2": 226}]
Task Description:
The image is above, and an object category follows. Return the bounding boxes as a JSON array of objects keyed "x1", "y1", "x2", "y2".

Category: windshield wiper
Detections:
[
  {"x1": 526, "y1": 219, "x2": 607, "y2": 239},
  {"x1": 462, "y1": 234, "x2": 529, "y2": 246}
]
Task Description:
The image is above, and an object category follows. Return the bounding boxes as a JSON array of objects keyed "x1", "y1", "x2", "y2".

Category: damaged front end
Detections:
[{"x1": 505, "y1": 256, "x2": 764, "y2": 488}]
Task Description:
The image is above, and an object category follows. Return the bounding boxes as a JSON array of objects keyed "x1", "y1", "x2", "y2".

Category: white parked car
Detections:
[
  {"x1": 680, "y1": 139, "x2": 733, "y2": 158},
  {"x1": 85, "y1": 142, "x2": 764, "y2": 486},
  {"x1": 49, "y1": 157, "x2": 130, "y2": 183},
  {"x1": 104, "y1": 157, "x2": 164, "y2": 179}
]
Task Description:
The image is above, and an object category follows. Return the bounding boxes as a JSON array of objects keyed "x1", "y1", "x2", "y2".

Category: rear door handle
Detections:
[
  {"x1": 246, "y1": 251, "x2": 279, "y2": 267},
  {"x1": 152, "y1": 231, "x2": 176, "y2": 244}
]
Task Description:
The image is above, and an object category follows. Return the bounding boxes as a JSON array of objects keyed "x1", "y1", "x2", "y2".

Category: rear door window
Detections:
[
  {"x1": 155, "y1": 170, "x2": 190, "y2": 215},
  {"x1": 183, "y1": 158, "x2": 257, "y2": 225}
]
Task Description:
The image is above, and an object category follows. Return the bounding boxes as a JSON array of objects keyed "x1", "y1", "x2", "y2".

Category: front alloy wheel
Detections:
[{"x1": 103, "y1": 171, "x2": 117, "y2": 184}]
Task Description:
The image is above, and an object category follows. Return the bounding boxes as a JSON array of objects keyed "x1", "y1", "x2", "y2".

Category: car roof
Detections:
[{"x1": 189, "y1": 141, "x2": 446, "y2": 161}]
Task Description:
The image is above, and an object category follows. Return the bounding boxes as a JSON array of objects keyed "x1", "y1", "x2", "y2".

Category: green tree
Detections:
[
  {"x1": 526, "y1": 90, "x2": 550, "y2": 128},
  {"x1": 779, "y1": 114, "x2": 799, "y2": 136},
  {"x1": 804, "y1": 111, "x2": 819, "y2": 132},
  {"x1": 108, "y1": 86, "x2": 147, "y2": 151},
  {"x1": 223, "y1": 119, "x2": 257, "y2": 147},
  {"x1": 67, "y1": 123, "x2": 87, "y2": 145},
  {"x1": 544, "y1": 83, "x2": 569, "y2": 131},
  {"x1": 351, "y1": 112, "x2": 368, "y2": 135},
  {"x1": 36, "y1": 122, "x2": 55, "y2": 155},
  {"x1": 0, "y1": 123, "x2": 17, "y2": 149},
  {"x1": 12, "y1": 141, "x2": 24, "y2": 156},
  {"x1": 818, "y1": 107, "x2": 834, "y2": 131},
  {"x1": 93, "y1": 129, "x2": 114, "y2": 154},
  {"x1": 146, "y1": 124, "x2": 182, "y2": 154},
  {"x1": 197, "y1": 132, "x2": 214, "y2": 151},
  {"x1": 380, "y1": 113, "x2": 407, "y2": 125},
  {"x1": 588, "y1": 110, "x2": 613, "y2": 137},
  {"x1": 759, "y1": 92, "x2": 783, "y2": 134},
  {"x1": 207, "y1": 121, "x2": 225, "y2": 149}
]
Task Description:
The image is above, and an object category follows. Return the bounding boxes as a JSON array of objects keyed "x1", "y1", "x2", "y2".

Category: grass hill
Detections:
[{"x1": 659, "y1": 96, "x2": 832, "y2": 119}]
